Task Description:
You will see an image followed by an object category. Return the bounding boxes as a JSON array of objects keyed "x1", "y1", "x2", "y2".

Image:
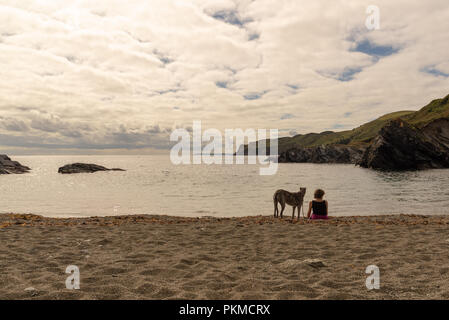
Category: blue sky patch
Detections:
[
  {"x1": 216, "y1": 81, "x2": 228, "y2": 88},
  {"x1": 351, "y1": 39, "x2": 399, "y2": 58},
  {"x1": 244, "y1": 93, "x2": 262, "y2": 100},
  {"x1": 286, "y1": 84, "x2": 300, "y2": 90},
  {"x1": 421, "y1": 66, "x2": 449, "y2": 78},
  {"x1": 243, "y1": 91, "x2": 267, "y2": 100},
  {"x1": 248, "y1": 33, "x2": 260, "y2": 41},
  {"x1": 318, "y1": 67, "x2": 362, "y2": 82},
  {"x1": 338, "y1": 67, "x2": 362, "y2": 81},
  {"x1": 156, "y1": 88, "x2": 180, "y2": 95},
  {"x1": 211, "y1": 10, "x2": 251, "y2": 27},
  {"x1": 153, "y1": 50, "x2": 173, "y2": 65}
]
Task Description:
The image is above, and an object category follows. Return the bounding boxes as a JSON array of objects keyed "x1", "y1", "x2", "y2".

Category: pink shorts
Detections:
[{"x1": 311, "y1": 214, "x2": 328, "y2": 220}]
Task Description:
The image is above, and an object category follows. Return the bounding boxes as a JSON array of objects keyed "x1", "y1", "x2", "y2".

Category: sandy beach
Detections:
[{"x1": 1, "y1": 213, "x2": 449, "y2": 300}]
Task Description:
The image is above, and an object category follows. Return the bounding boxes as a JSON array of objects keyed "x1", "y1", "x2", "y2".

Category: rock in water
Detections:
[
  {"x1": 358, "y1": 119, "x2": 449, "y2": 170},
  {"x1": 0, "y1": 155, "x2": 31, "y2": 174},
  {"x1": 58, "y1": 163, "x2": 125, "y2": 174}
]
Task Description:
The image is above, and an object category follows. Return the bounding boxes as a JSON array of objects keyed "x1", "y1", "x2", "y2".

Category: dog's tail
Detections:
[{"x1": 273, "y1": 190, "x2": 280, "y2": 202}]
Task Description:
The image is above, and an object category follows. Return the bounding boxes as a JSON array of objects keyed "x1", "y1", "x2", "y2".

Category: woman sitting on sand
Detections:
[{"x1": 307, "y1": 189, "x2": 328, "y2": 220}]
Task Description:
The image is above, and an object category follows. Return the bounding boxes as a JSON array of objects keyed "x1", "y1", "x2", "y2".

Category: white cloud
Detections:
[{"x1": 0, "y1": 0, "x2": 448, "y2": 153}]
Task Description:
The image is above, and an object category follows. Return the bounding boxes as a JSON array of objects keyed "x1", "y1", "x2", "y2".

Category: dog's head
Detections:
[{"x1": 299, "y1": 187, "x2": 306, "y2": 197}]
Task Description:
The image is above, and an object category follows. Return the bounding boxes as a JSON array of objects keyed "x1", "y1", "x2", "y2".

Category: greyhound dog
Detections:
[{"x1": 273, "y1": 188, "x2": 306, "y2": 219}]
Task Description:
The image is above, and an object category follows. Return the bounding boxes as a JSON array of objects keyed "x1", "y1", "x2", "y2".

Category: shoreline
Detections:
[
  {"x1": 1, "y1": 213, "x2": 449, "y2": 299},
  {"x1": 1, "y1": 213, "x2": 449, "y2": 228}
]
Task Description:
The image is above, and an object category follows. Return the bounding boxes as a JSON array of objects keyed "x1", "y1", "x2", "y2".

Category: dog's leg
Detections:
[
  {"x1": 274, "y1": 200, "x2": 278, "y2": 218},
  {"x1": 280, "y1": 202, "x2": 285, "y2": 218},
  {"x1": 292, "y1": 206, "x2": 296, "y2": 220}
]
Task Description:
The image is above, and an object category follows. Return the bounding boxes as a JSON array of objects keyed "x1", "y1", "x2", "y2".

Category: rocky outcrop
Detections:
[
  {"x1": 422, "y1": 118, "x2": 449, "y2": 150},
  {"x1": 277, "y1": 118, "x2": 449, "y2": 170},
  {"x1": 58, "y1": 163, "x2": 125, "y2": 174},
  {"x1": 0, "y1": 155, "x2": 30, "y2": 174},
  {"x1": 278, "y1": 145, "x2": 366, "y2": 164},
  {"x1": 358, "y1": 119, "x2": 449, "y2": 170}
]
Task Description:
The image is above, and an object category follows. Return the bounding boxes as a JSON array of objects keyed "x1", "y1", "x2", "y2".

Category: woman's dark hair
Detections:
[{"x1": 314, "y1": 189, "x2": 325, "y2": 199}]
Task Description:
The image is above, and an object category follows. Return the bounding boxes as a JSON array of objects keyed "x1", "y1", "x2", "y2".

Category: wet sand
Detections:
[{"x1": 1, "y1": 213, "x2": 449, "y2": 300}]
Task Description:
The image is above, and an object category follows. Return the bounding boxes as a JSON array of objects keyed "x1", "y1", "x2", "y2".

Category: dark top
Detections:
[{"x1": 312, "y1": 200, "x2": 327, "y2": 216}]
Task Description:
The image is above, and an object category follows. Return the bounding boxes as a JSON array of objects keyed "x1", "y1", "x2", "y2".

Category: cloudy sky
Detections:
[{"x1": 0, "y1": 0, "x2": 448, "y2": 154}]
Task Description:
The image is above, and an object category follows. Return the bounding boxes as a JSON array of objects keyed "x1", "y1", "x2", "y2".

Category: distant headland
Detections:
[{"x1": 240, "y1": 94, "x2": 449, "y2": 171}]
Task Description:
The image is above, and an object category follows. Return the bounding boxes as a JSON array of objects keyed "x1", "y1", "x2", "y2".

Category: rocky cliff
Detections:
[
  {"x1": 0, "y1": 155, "x2": 31, "y2": 174},
  {"x1": 422, "y1": 118, "x2": 449, "y2": 150},
  {"x1": 358, "y1": 119, "x2": 449, "y2": 170},
  {"x1": 278, "y1": 117, "x2": 449, "y2": 170}
]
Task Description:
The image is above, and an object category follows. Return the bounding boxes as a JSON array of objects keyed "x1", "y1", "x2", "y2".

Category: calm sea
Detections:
[{"x1": 1, "y1": 155, "x2": 449, "y2": 218}]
